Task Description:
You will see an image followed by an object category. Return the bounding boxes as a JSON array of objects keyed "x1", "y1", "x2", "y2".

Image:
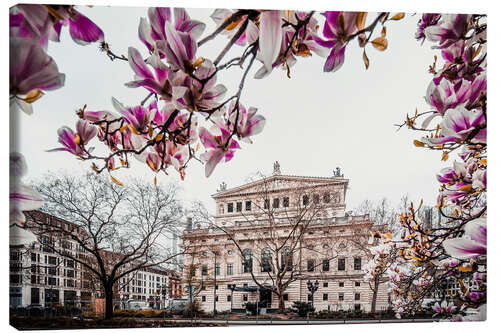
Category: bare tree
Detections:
[{"x1": 29, "y1": 172, "x2": 184, "y2": 319}]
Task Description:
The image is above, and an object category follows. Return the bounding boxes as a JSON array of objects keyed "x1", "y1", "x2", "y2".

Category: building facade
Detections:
[
  {"x1": 181, "y1": 164, "x2": 390, "y2": 313},
  {"x1": 9, "y1": 210, "x2": 182, "y2": 309}
]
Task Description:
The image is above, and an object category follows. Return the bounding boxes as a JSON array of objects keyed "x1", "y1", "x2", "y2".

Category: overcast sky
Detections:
[{"x1": 12, "y1": 5, "x2": 448, "y2": 215}]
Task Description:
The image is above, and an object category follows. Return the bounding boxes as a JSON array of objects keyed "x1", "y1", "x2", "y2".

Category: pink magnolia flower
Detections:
[
  {"x1": 472, "y1": 169, "x2": 486, "y2": 191},
  {"x1": 424, "y1": 105, "x2": 486, "y2": 145},
  {"x1": 139, "y1": 7, "x2": 205, "y2": 53},
  {"x1": 442, "y1": 217, "x2": 486, "y2": 259},
  {"x1": 51, "y1": 127, "x2": 84, "y2": 156},
  {"x1": 424, "y1": 14, "x2": 471, "y2": 49},
  {"x1": 254, "y1": 11, "x2": 328, "y2": 79},
  {"x1": 437, "y1": 161, "x2": 467, "y2": 185},
  {"x1": 10, "y1": 37, "x2": 65, "y2": 114},
  {"x1": 210, "y1": 9, "x2": 258, "y2": 46},
  {"x1": 314, "y1": 11, "x2": 358, "y2": 72},
  {"x1": 125, "y1": 47, "x2": 170, "y2": 98},
  {"x1": 199, "y1": 127, "x2": 240, "y2": 177},
  {"x1": 159, "y1": 18, "x2": 200, "y2": 72},
  {"x1": 259, "y1": 10, "x2": 283, "y2": 73},
  {"x1": 415, "y1": 13, "x2": 441, "y2": 42},
  {"x1": 75, "y1": 119, "x2": 97, "y2": 145},
  {"x1": 113, "y1": 98, "x2": 157, "y2": 134},
  {"x1": 9, "y1": 152, "x2": 43, "y2": 226},
  {"x1": 432, "y1": 300, "x2": 457, "y2": 315},
  {"x1": 11, "y1": 4, "x2": 104, "y2": 46},
  {"x1": 169, "y1": 59, "x2": 227, "y2": 111}
]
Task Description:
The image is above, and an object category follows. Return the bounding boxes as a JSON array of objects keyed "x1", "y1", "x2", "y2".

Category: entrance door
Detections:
[{"x1": 259, "y1": 288, "x2": 272, "y2": 308}]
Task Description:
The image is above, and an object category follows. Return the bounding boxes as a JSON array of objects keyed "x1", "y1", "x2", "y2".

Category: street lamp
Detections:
[
  {"x1": 212, "y1": 250, "x2": 219, "y2": 317},
  {"x1": 306, "y1": 280, "x2": 319, "y2": 310}
]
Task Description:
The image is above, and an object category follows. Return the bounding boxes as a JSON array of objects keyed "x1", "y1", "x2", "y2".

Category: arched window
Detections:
[
  {"x1": 280, "y1": 247, "x2": 293, "y2": 272},
  {"x1": 242, "y1": 249, "x2": 253, "y2": 273},
  {"x1": 303, "y1": 195, "x2": 309, "y2": 206},
  {"x1": 261, "y1": 248, "x2": 272, "y2": 272}
]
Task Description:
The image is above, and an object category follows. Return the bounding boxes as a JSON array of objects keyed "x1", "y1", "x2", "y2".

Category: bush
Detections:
[
  {"x1": 244, "y1": 302, "x2": 258, "y2": 315},
  {"x1": 290, "y1": 301, "x2": 315, "y2": 317},
  {"x1": 182, "y1": 300, "x2": 205, "y2": 318}
]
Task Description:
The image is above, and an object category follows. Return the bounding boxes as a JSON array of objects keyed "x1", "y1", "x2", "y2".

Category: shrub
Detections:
[{"x1": 290, "y1": 301, "x2": 315, "y2": 317}]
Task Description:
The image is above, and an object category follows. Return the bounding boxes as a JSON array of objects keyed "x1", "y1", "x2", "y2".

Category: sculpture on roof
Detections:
[
  {"x1": 334, "y1": 167, "x2": 344, "y2": 177},
  {"x1": 273, "y1": 161, "x2": 281, "y2": 175},
  {"x1": 218, "y1": 181, "x2": 227, "y2": 191}
]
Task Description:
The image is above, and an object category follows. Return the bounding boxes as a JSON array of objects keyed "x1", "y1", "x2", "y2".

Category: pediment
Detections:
[{"x1": 212, "y1": 175, "x2": 347, "y2": 199}]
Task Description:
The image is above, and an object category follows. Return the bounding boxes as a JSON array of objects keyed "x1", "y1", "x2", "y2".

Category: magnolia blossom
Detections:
[
  {"x1": 210, "y1": 9, "x2": 258, "y2": 46},
  {"x1": 424, "y1": 14, "x2": 471, "y2": 49},
  {"x1": 314, "y1": 11, "x2": 358, "y2": 72},
  {"x1": 11, "y1": 4, "x2": 104, "y2": 46},
  {"x1": 443, "y1": 218, "x2": 486, "y2": 259},
  {"x1": 125, "y1": 47, "x2": 170, "y2": 98},
  {"x1": 424, "y1": 105, "x2": 486, "y2": 145},
  {"x1": 472, "y1": 169, "x2": 486, "y2": 190},
  {"x1": 10, "y1": 37, "x2": 65, "y2": 114},
  {"x1": 169, "y1": 59, "x2": 227, "y2": 111},
  {"x1": 415, "y1": 13, "x2": 441, "y2": 42},
  {"x1": 199, "y1": 127, "x2": 241, "y2": 177},
  {"x1": 10, "y1": 224, "x2": 38, "y2": 246},
  {"x1": 139, "y1": 7, "x2": 205, "y2": 54},
  {"x1": 9, "y1": 152, "x2": 43, "y2": 226},
  {"x1": 432, "y1": 300, "x2": 457, "y2": 315},
  {"x1": 50, "y1": 120, "x2": 97, "y2": 156}
]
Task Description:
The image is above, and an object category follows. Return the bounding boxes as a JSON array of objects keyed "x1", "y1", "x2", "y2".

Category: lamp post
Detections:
[
  {"x1": 306, "y1": 280, "x2": 319, "y2": 311},
  {"x1": 212, "y1": 250, "x2": 219, "y2": 317}
]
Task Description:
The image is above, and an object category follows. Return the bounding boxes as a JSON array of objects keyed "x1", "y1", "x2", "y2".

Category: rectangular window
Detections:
[
  {"x1": 355, "y1": 293, "x2": 361, "y2": 301},
  {"x1": 313, "y1": 194, "x2": 320, "y2": 204},
  {"x1": 354, "y1": 258, "x2": 362, "y2": 271},
  {"x1": 354, "y1": 304, "x2": 361, "y2": 311},
  {"x1": 307, "y1": 260, "x2": 314, "y2": 272},
  {"x1": 339, "y1": 282, "x2": 344, "y2": 287},
  {"x1": 48, "y1": 256, "x2": 57, "y2": 265},
  {"x1": 227, "y1": 295, "x2": 231, "y2": 302},
  {"x1": 48, "y1": 277, "x2": 57, "y2": 286},
  {"x1": 243, "y1": 294, "x2": 248, "y2": 302},
  {"x1": 215, "y1": 295, "x2": 218, "y2": 302},
  {"x1": 302, "y1": 195, "x2": 309, "y2": 206},
  {"x1": 227, "y1": 264, "x2": 233, "y2": 275},
  {"x1": 245, "y1": 201, "x2": 252, "y2": 211},
  {"x1": 338, "y1": 258, "x2": 345, "y2": 271},
  {"x1": 283, "y1": 197, "x2": 289, "y2": 207},
  {"x1": 323, "y1": 282, "x2": 328, "y2": 288},
  {"x1": 338, "y1": 293, "x2": 344, "y2": 301},
  {"x1": 264, "y1": 199, "x2": 270, "y2": 209},
  {"x1": 227, "y1": 203, "x2": 234, "y2": 213},
  {"x1": 31, "y1": 288, "x2": 40, "y2": 304},
  {"x1": 273, "y1": 198, "x2": 280, "y2": 208},
  {"x1": 31, "y1": 253, "x2": 37, "y2": 262},
  {"x1": 323, "y1": 293, "x2": 328, "y2": 301},
  {"x1": 236, "y1": 202, "x2": 242, "y2": 212},
  {"x1": 215, "y1": 264, "x2": 220, "y2": 276},
  {"x1": 201, "y1": 265, "x2": 208, "y2": 276},
  {"x1": 322, "y1": 259, "x2": 330, "y2": 272},
  {"x1": 202, "y1": 296, "x2": 206, "y2": 302},
  {"x1": 283, "y1": 294, "x2": 289, "y2": 301},
  {"x1": 355, "y1": 281, "x2": 361, "y2": 287},
  {"x1": 48, "y1": 267, "x2": 56, "y2": 276}
]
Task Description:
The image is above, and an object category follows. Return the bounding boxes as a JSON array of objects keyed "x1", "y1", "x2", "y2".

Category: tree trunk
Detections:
[
  {"x1": 104, "y1": 286, "x2": 114, "y2": 320},
  {"x1": 370, "y1": 276, "x2": 380, "y2": 313},
  {"x1": 278, "y1": 293, "x2": 285, "y2": 313}
]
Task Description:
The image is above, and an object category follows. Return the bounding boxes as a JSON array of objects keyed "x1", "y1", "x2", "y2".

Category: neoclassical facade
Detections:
[{"x1": 181, "y1": 164, "x2": 390, "y2": 313}]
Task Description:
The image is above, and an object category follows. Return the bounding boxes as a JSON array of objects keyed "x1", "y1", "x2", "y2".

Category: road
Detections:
[{"x1": 141, "y1": 318, "x2": 438, "y2": 325}]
